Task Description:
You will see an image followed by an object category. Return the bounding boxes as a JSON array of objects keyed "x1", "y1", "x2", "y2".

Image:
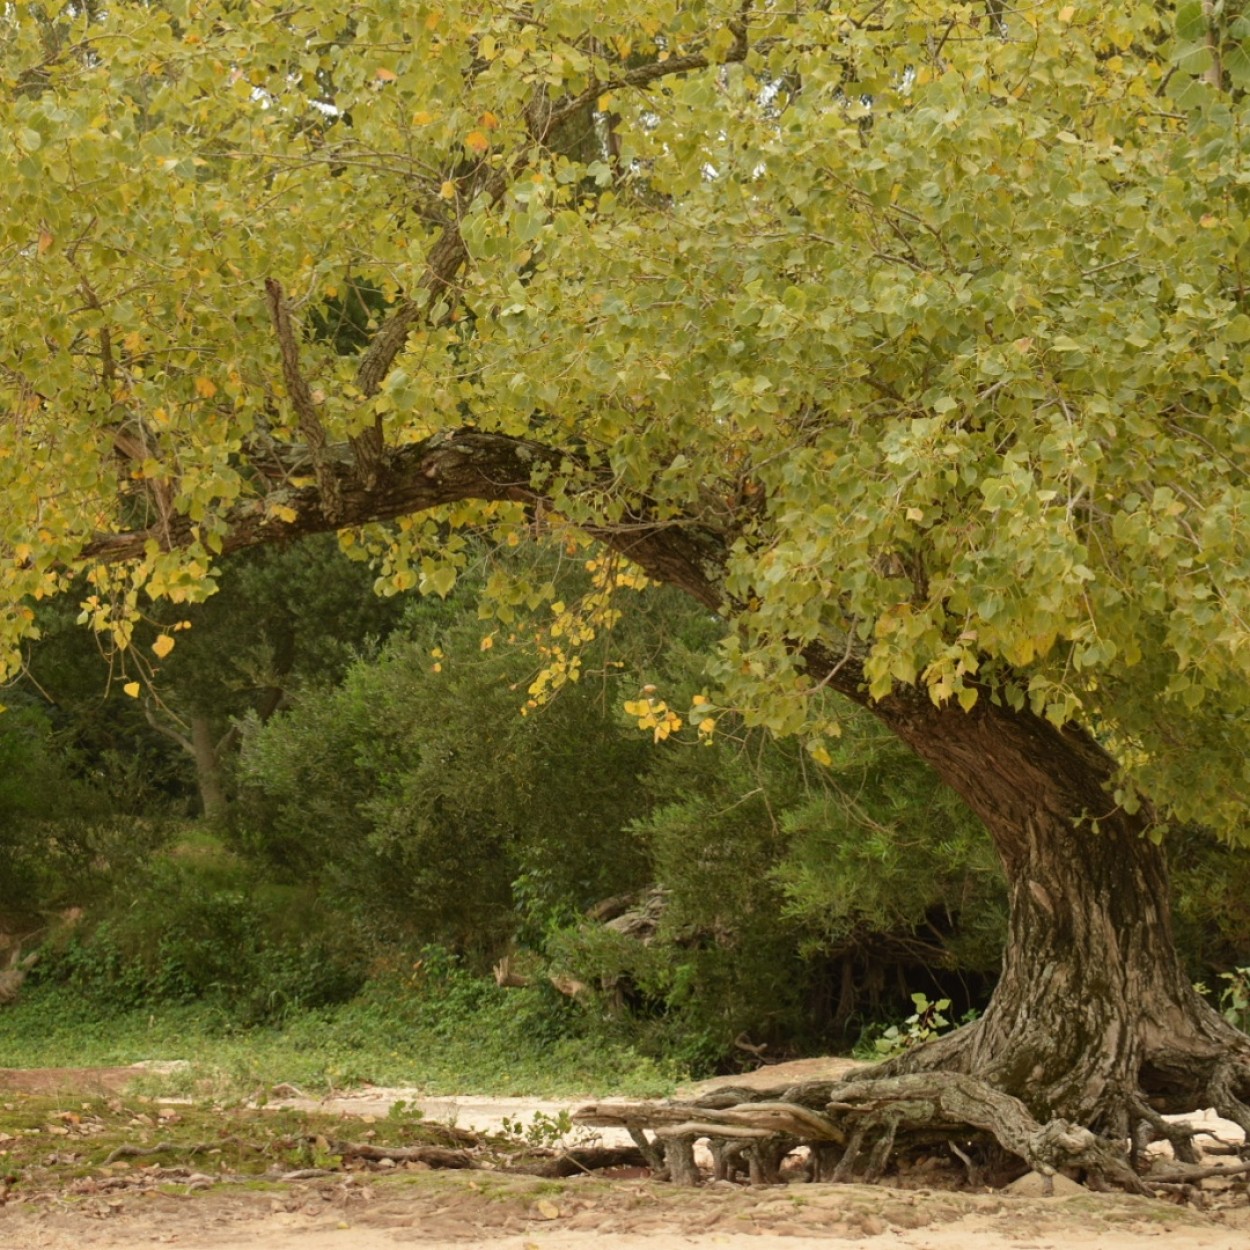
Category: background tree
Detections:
[
  {"x1": 3, "y1": 0, "x2": 1250, "y2": 1150},
  {"x1": 136, "y1": 537, "x2": 404, "y2": 821}
]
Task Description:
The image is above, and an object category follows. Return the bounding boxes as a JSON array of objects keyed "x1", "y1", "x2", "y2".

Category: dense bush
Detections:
[
  {"x1": 35, "y1": 836, "x2": 367, "y2": 1024},
  {"x1": 0, "y1": 696, "x2": 148, "y2": 924},
  {"x1": 546, "y1": 708, "x2": 1003, "y2": 1064},
  {"x1": 234, "y1": 579, "x2": 662, "y2": 960}
]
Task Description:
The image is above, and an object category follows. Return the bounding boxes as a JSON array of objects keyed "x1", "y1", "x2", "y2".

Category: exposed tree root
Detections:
[{"x1": 574, "y1": 1065, "x2": 1250, "y2": 1198}]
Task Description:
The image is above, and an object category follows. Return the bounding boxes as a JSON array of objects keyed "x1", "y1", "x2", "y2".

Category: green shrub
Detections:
[
  {"x1": 234, "y1": 583, "x2": 655, "y2": 960},
  {"x1": 36, "y1": 836, "x2": 367, "y2": 1023}
]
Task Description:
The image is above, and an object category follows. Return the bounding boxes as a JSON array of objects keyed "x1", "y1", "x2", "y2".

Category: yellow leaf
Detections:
[
  {"x1": 412, "y1": 110, "x2": 434, "y2": 125},
  {"x1": 375, "y1": 66, "x2": 397, "y2": 81},
  {"x1": 194, "y1": 376, "x2": 217, "y2": 398},
  {"x1": 478, "y1": 110, "x2": 499, "y2": 130},
  {"x1": 958, "y1": 686, "x2": 979, "y2": 712},
  {"x1": 535, "y1": 1199, "x2": 560, "y2": 1220},
  {"x1": 37, "y1": 228, "x2": 54, "y2": 255},
  {"x1": 464, "y1": 129, "x2": 490, "y2": 154},
  {"x1": 698, "y1": 717, "x2": 716, "y2": 736},
  {"x1": 598, "y1": 93, "x2": 614, "y2": 112},
  {"x1": 271, "y1": 503, "x2": 297, "y2": 523},
  {"x1": 123, "y1": 681, "x2": 141, "y2": 698},
  {"x1": 1058, "y1": 5, "x2": 1075, "y2": 20},
  {"x1": 692, "y1": 694, "x2": 709, "y2": 706},
  {"x1": 152, "y1": 633, "x2": 175, "y2": 659},
  {"x1": 809, "y1": 742, "x2": 832, "y2": 767},
  {"x1": 480, "y1": 634, "x2": 494, "y2": 650}
]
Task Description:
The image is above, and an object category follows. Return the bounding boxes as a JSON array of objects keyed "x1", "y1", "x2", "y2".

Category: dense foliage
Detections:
[
  {"x1": 6, "y1": 562, "x2": 1248, "y2": 1070},
  {"x1": 0, "y1": 1, "x2": 1248, "y2": 830}
]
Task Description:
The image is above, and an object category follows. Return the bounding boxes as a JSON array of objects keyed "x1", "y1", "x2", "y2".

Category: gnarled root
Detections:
[{"x1": 576, "y1": 1072, "x2": 1153, "y2": 1193}]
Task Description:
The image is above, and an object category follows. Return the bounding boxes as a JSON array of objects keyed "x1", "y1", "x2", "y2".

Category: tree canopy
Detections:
[{"x1": 4, "y1": 1, "x2": 1250, "y2": 832}]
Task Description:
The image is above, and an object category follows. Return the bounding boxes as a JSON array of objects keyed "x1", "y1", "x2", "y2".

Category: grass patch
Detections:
[
  {"x1": 0, "y1": 980, "x2": 685, "y2": 1099},
  {"x1": 0, "y1": 1091, "x2": 506, "y2": 1203}
]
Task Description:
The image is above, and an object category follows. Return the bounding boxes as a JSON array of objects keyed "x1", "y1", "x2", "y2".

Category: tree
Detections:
[
  {"x1": 4, "y1": 0, "x2": 1250, "y2": 1161},
  {"x1": 133, "y1": 536, "x2": 404, "y2": 821},
  {"x1": 234, "y1": 556, "x2": 659, "y2": 957}
]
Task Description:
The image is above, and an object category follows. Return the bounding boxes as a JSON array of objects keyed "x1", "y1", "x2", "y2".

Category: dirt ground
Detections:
[{"x1": 1, "y1": 1060, "x2": 1247, "y2": 1250}]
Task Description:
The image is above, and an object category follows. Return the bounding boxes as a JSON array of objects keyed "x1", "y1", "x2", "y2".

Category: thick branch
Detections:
[
  {"x1": 265, "y1": 277, "x2": 341, "y2": 519},
  {"x1": 544, "y1": 12, "x2": 752, "y2": 135},
  {"x1": 82, "y1": 428, "x2": 727, "y2": 612}
]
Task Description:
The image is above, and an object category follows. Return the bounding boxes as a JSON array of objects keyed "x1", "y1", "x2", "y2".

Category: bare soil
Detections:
[{"x1": 0, "y1": 1061, "x2": 1247, "y2": 1250}]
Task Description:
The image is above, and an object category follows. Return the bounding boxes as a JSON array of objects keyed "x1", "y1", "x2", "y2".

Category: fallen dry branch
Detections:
[
  {"x1": 101, "y1": 1136, "x2": 262, "y2": 1166},
  {"x1": 1146, "y1": 1159, "x2": 1250, "y2": 1184},
  {"x1": 329, "y1": 1139, "x2": 474, "y2": 1169},
  {"x1": 501, "y1": 1145, "x2": 649, "y2": 1178},
  {"x1": 327, "y1": 1136, "x2": 649, "y2": 1179}
]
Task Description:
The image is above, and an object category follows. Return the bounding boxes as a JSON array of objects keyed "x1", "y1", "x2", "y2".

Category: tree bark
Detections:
[
  {"x1": 190, "y1": 713, "x2": 229, "y2": 825},
  {"x1": 849, "y1": 682, "x2": 1250, "y2": 1135}
]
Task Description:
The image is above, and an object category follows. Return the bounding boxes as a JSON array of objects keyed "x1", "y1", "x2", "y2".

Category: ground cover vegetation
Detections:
[
  {"x1": 3, "y1": 0, "x2": 1250, "y2": 1191},
  {"x1": 0, "y1": 553, "x2": 1017, "y2": 1085},
  {"x1": 0, "y1": 1090, "x2": 665, "y2": 1211}
]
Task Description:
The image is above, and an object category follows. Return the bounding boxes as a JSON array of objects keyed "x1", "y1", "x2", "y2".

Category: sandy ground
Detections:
[
  {"x1": 1, "y1": 1059, "x2": 1247, "y2": 1250},
  {"x1": 6, "y1": 1172, "x2": 1249, "y2": 1250}
]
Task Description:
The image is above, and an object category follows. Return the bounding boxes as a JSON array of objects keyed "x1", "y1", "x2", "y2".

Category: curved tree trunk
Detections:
[{"x1": 858, "y1": 683, "x2": 1250, "y2": 1135}]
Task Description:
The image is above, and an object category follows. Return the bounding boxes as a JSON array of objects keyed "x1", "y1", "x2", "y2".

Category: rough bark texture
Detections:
[{"x1": 851, "y1": 684, "x2": 1250, "y2": 1137}]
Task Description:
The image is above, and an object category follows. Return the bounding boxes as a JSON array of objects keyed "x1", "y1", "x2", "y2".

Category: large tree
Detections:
[{"x1": 4, "y1": 0, "x2": 1250, "y2": 1165}]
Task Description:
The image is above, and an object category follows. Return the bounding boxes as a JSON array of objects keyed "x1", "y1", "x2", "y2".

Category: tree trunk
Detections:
[
  {"x1": 190, "y1": 713, "x2": 229, "y2": 825},
  {"x1": 861, "y1": 685, "x2": 1250, "y2": 1134}
]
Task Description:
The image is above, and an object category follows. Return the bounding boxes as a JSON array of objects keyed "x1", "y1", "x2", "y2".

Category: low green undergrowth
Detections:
[{"x1": 0, "y1": 973, "x2": 684, "y2": 1099}]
